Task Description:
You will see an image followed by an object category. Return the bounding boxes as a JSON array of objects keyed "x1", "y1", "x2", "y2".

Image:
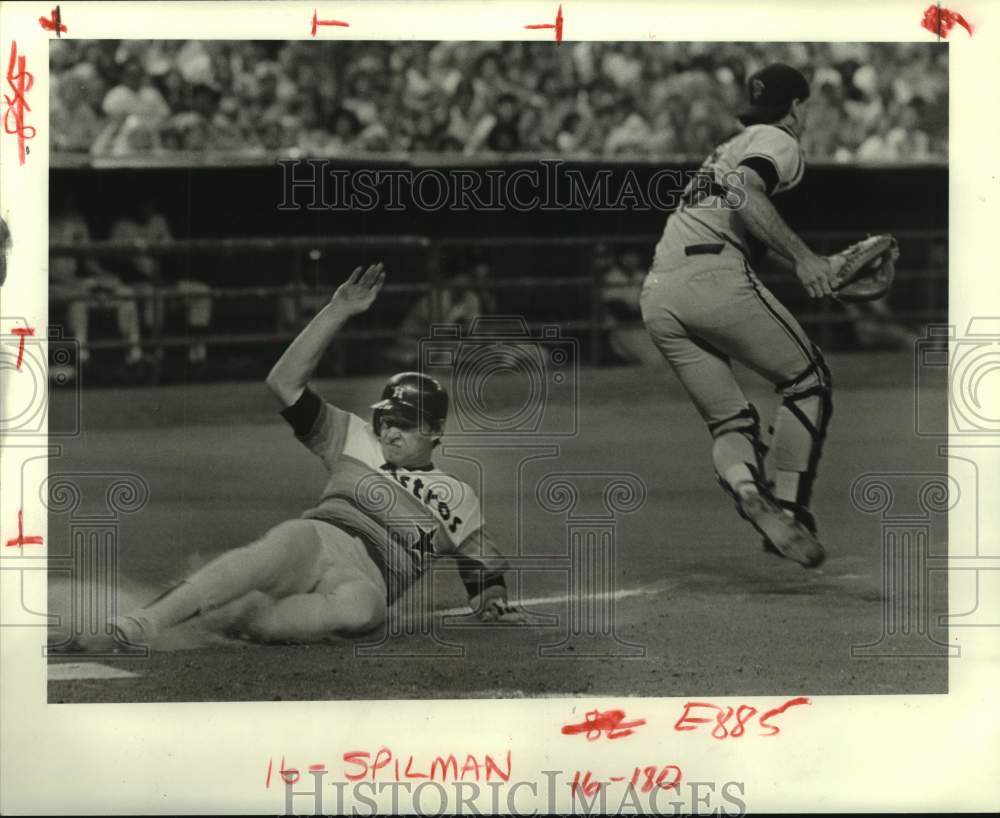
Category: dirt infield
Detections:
[{"x1": 47, "y1": 351, "x2": 949, "y2": 702}]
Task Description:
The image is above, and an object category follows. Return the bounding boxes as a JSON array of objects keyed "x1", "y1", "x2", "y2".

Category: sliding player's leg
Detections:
[
  {"x1": 239, "y1": 526, "x2": 388, "y2": 642},
  {"x1": 115, "y1": 519, "x2": 339, "y2": 643},
  {"x1": 241, "y1": 581, "x2": 385, "y2": 642}
]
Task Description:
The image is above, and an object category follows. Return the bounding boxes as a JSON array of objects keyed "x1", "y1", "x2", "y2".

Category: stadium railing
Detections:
[{"x1": 48, "y1": 228, "x2": 946, "y2": 382}]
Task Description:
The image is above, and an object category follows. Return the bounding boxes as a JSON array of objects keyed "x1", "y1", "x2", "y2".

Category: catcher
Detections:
[
  {"x1": 641, "y1": 63, "x2": 897, "y2": 567},
  {"x1": 86, "y1": 263, "x2": 524, "y2": 649}
]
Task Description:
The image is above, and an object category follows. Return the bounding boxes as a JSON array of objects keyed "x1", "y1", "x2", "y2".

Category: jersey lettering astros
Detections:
[
  {"x1": 285, "y1": 391, "x2": 506, "y2": 602},
  {"x1": 653, "y1": 123, "x2": 805, "y2": 268}
]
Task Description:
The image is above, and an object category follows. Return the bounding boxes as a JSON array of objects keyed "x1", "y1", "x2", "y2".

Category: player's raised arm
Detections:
[
  {"x1": 265, "y1": 263, "x2": 386, "y2": 408},
  {"x1": 733, "y1": 168, "x2": 835, "y2": 299}
]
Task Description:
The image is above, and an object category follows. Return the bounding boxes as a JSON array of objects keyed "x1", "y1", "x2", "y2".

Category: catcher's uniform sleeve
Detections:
[
  {"x1": 280, "y1": 387, "x2": 380, "y2": 471},
  {"x1": 736, "y1": 125, "x2": 804, "y2": 196}
]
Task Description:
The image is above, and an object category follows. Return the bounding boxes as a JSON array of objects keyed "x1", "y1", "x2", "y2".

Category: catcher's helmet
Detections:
[
  {"x1": 738, "y1": 63, "x2": 810, "y2": 126},
  {"x1": 371, "y1": 372, "x2": 449, "y2": 435}
]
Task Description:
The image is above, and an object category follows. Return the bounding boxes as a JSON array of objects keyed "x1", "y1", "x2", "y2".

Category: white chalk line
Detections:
[
  {"x1": 49, "y1": 662, "x2": 140, "y2": 681},
  {"x1": 48, "y1": 571, "x2": 868, "y2": 680},
  {"x1": 434, "y1": 585, "x2": 664, "y2": 618}
]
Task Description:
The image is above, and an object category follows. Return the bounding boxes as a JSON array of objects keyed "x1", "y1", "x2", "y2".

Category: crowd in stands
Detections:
[
  {"x1": 51, "y1": 195, "x2": 212, "y2": 368},
  {"x1": 48, "y1": 194, "x2": 921, "y2": 378},
  {"x1": 51, "y1": 40, "x2": 947, "y2": 162}
]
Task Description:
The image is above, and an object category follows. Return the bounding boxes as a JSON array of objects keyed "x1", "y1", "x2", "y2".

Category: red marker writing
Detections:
[
  {"x1": 673, "y1": 696, "x2": 811, "y2": 739},
  {"x1": 6, "y1": 510, "x2": 44, "y2": 548},
  {"x1": 561, "y1": 708, "x2": 646, "y2": 741},
  {"x1": 3, "y1": 41, "x2": 36, "y2": 165},
  {"x1": 11, "y1": 326, "x2": 34, "y2": 369},
  {"x1": 525, "y1": 4, "x2": 564, "y2": 43},
  {"x1": 758, "y1": 695, "x2": 811, "y2": 736},
  {"x1": 921, "y1": 4, "x2": 973, "y2": 38},
  {"x1": 311, "y1": 9, "x2": 350, "y2": 36},
  {"x1": 39, "y1": 6, "x2": 67, "y2": 36},
  {"x1": 571, "y1": 765, "x2": 682, "y2": 796},
  {"x1": 264, "y1": 756, "x2": 301, "y2": 787}
]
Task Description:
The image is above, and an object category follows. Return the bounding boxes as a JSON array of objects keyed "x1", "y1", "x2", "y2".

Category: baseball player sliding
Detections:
[
  {"x1": 641, "y1": 63, "x2": 841, "y2": 567},
  {"x1": 83, "y1": 263, "x2": 524, "y2": 649}
]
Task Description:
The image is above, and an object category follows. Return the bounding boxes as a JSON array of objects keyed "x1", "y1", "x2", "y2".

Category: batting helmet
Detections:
[{"x1": 371, "y1": 372, "x2": 449, "y2": 435}]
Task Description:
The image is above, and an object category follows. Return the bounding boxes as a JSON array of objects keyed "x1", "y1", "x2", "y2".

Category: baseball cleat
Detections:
[
  {"x1": 51, "y1": 615, "x2": 153, "y2": 654},
  {"x1": 738, "y1": 492, "x2": 826, "y2": 568},
  {"x1": 48, "y1": 625, "x2": 129, "y2": 654}
]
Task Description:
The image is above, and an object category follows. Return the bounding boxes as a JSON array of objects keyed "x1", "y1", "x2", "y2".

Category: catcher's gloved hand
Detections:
[
  {"x1": 470, "y1": 584, "x2": 527, "y2": 624},
  {"x1": 829, "y1": 234, "x2": 899, "y2": 302}
]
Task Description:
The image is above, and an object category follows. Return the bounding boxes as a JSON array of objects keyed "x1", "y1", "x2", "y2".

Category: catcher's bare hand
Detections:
[
  {"x1": 795, "y1": 253, "x2": 835, "y2": 299},
  {"x1": 330, "y1": 263, "x2": 385, "y2": 316}
]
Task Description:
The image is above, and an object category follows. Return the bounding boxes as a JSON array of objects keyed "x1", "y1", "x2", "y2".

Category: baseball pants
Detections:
[
  {"x1": 640, "y1": 249, "x2": 831, "y2": 510},
  {"x1": 139, "y1": 519, "x2": 388, "y2": 642}
]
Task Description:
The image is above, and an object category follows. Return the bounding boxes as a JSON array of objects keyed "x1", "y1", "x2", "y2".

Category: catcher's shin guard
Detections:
[
  {"x1": 710, "y1": 404, "x2": 769, "y2": 495},
  {"x1": 771, "y1": 346, "x2": 833, "y2": 512}
]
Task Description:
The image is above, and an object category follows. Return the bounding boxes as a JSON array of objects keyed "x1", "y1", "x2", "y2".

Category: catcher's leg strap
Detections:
[
  {"x1": 710, "y1": 404, "x2": 769, "y2": 498},
  {"x1": 771, "y1": 349, "x2": 833, "y2": 509}
]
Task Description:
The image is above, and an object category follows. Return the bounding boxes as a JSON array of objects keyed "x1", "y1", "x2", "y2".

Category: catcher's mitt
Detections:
[{"x1": 829, "y1": 234, "x2": 899, "y2": 302}]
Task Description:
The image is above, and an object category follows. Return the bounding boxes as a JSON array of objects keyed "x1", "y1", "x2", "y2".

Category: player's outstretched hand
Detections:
[
  {"x1": 330, "y1": 262, "x2": 386, "y2": 316},
  {"x1": 470, "y1": 586, "x2": 529, "y2": 625},
  {"x1": 794, "y1": 252, "x2": 836, "y2": 299}
]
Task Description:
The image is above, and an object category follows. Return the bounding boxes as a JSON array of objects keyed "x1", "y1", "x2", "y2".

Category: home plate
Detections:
[{"x1": 48, "y1": 662, "x2": 139, "y2": 681}]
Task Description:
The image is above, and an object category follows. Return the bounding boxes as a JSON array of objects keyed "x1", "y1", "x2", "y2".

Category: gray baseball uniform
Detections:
[{"x1": 640, "y1": 122, "x2": 832, "y2": 522}]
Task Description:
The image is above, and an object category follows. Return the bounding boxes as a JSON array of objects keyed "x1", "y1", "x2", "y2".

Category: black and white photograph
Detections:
[
  {"x1": 1, "y1": 2, "x2": 997, "y2": 815},
  {"x1": 43, "y1": 37, "x2": 950, "y2": 701}
]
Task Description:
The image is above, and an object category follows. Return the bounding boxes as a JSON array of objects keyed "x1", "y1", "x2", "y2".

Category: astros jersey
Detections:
[
  {"x1": 281, "y1": 388, "x2": 506, "y2": 602},
  {"x1": 653, "y1": 123, "x2": 805, "y2": 267}
]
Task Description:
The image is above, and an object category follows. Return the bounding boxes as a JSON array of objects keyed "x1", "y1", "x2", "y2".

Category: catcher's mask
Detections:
[
  {"x1": 738, "y1": 63, "x2": 810, "y2": 126},
  {"x1": 371, "y1": 372, "x2": 449, "y2": 438}
]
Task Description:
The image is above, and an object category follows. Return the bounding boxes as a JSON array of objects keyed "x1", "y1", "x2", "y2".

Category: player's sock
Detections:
[
  {"x1": 115, "y1": 612, "x2": 158, "y2": 643},
  {"x1": 723, "y1": 464, "x2": 759, "y2": 500},
  {"x1": 713, "y1": 429, "x2": 762, "y2": 496},
  {"x1": 134, "y1": 581, "x2": 204, "y2": 635}
]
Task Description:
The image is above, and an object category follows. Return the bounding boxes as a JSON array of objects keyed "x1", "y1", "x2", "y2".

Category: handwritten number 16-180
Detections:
[{"x1": 571, "y1": 765, "x2": 683, "y2": 798}]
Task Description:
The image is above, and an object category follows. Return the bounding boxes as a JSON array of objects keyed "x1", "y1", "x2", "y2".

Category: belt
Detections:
[{"x1": 684, "y1": 243, "x2": 725, "y2": 256}]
